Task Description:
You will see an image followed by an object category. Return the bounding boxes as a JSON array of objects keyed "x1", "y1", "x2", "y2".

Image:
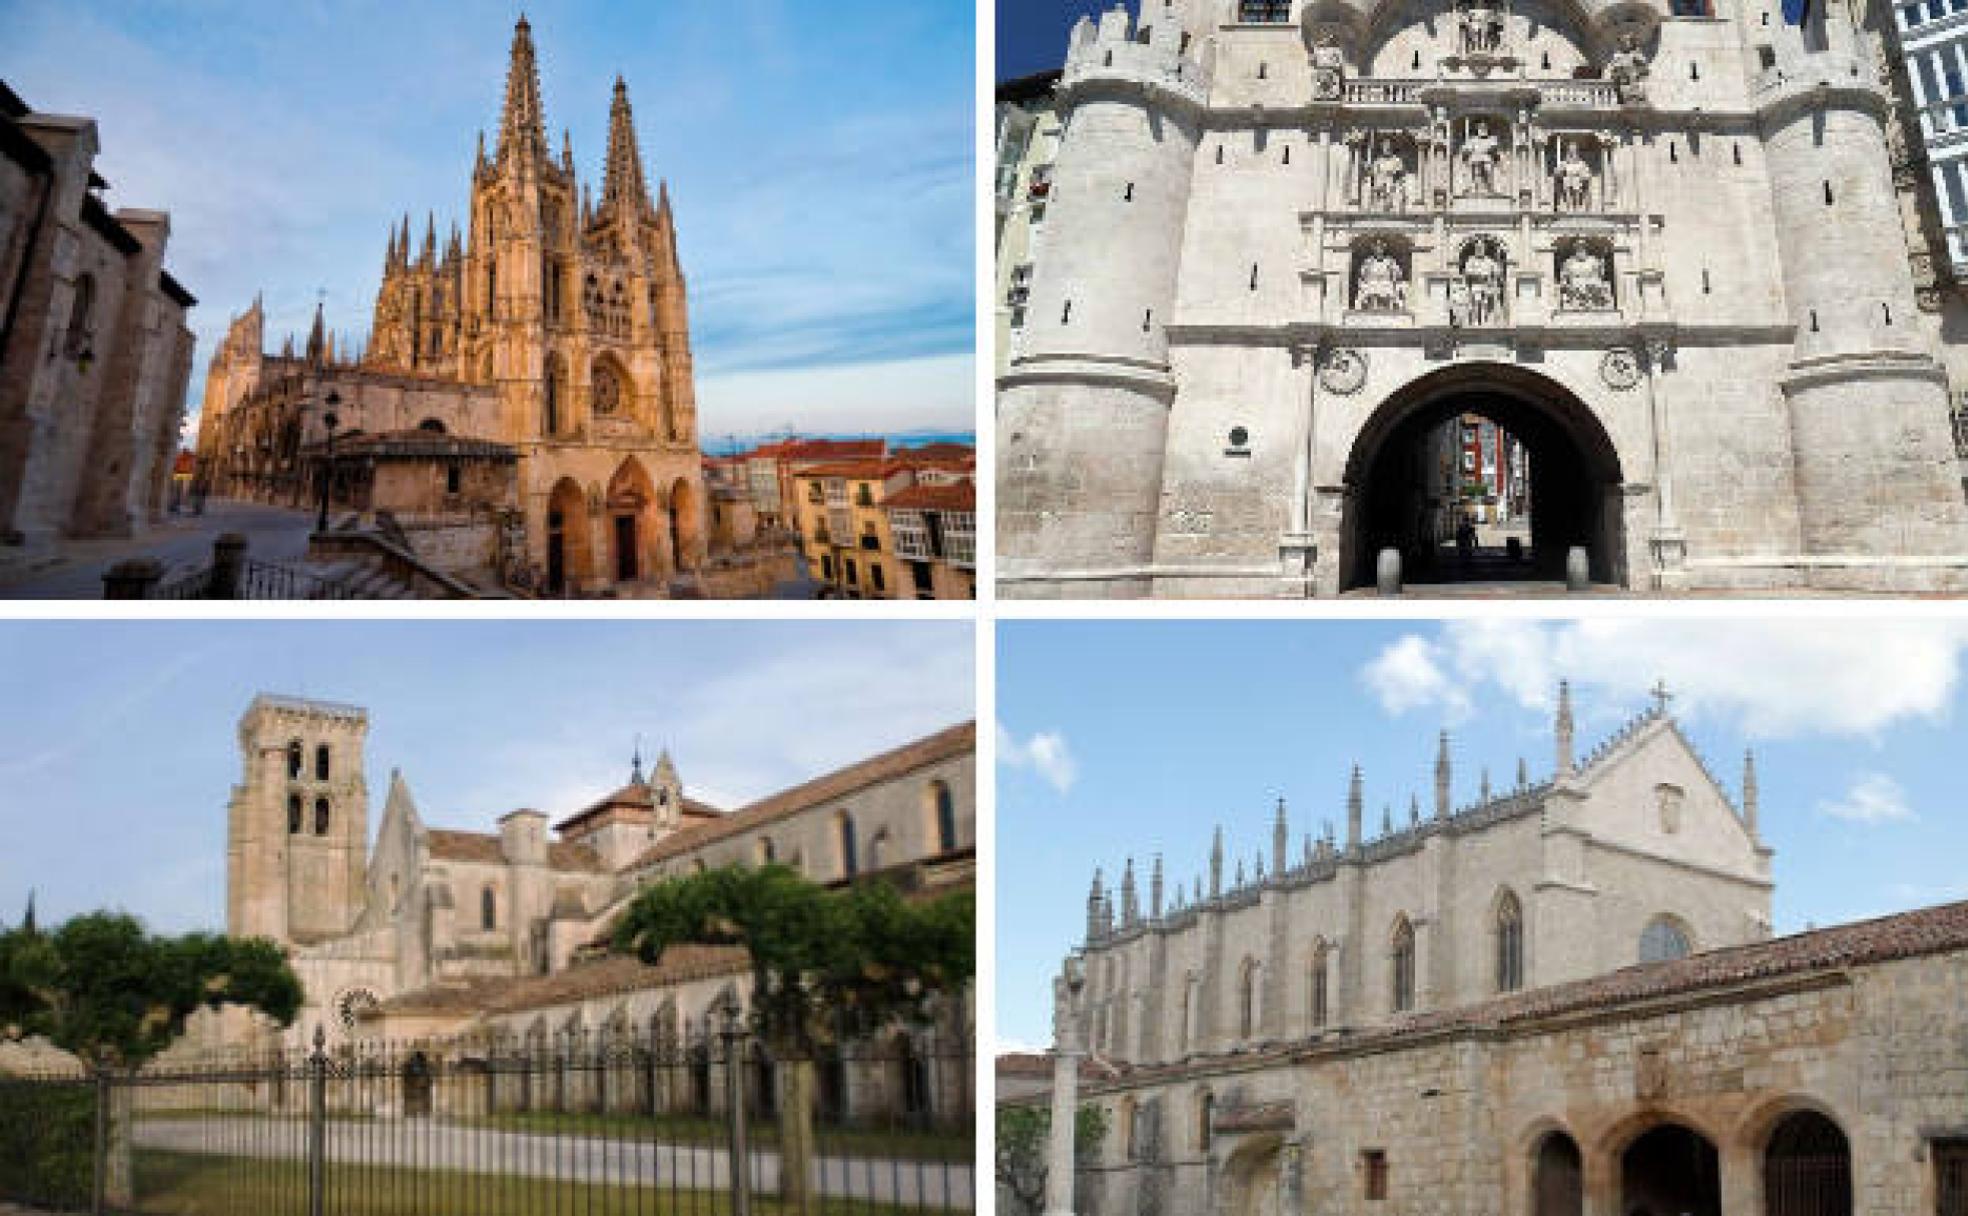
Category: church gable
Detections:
[{"x1": 1572, "y1": 712, "x2": 1762, "y2": 881}]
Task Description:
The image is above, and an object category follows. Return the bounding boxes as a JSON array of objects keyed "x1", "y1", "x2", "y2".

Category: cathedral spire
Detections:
[
  {"x1": 1209, "y1": 826, "x2": 1224, "y2": 898},
  {"x1": 602, "y1": 75, "x2": 651, "y2": 217},
  {"x1": 1555, "y1": 680, "x2": 1576, "y2": 778},
  {"x1": 1120, "y1": 858, "x2": 1138, "y2": 927},
  {"x1": 1272, "y1": 797, "x2": 1288, "y2": 877},
  {"x1": 422, "y1": 212, "x2": 437, "y2": 267},
  {"x1": 1346, "y1": 764, "x2": 1363, "y2": 849},
  {"x1": 498, "y1": 15, "x2": 547, "y2": 166},
  {"x1": 1435, "y1": 730, "x2": 1452, "y2": 819},
  {"x1": 305, "y1": 301, "x2": 325, "y2": 365},
  {"x1": 1150, "y1": 855, "x2": 1164, "y2": 919},
  {"x1": 1742, "y1": 749, "x2": 1759, "y2": 837}
]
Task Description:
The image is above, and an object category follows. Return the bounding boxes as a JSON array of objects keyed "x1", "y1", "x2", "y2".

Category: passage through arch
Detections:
[
  {"x1": 1621, "y1": 1122, "x2": 1721, "y2": 1216},
  {"x1": 1764, "y1": 1109, "x2": 1852, "y2": 1216},
  {"x1": 1338, "y1": 362, "x2": 1628, "y2": 591}
]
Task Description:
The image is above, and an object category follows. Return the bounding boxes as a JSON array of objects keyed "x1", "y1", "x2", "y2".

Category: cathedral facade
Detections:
[
  {"x1": 195, "y1": 18, "x2": 705, "y2": 595},
  {"x1": 215, "y1": 694, "x2": 975, "y2": 1060},
  {"x1": 1014, "y1": 689, "x2": 1968, "y2": 1214},
  {"x1": 997, "y1": 0, "x2": 1968, "y2": 596}
]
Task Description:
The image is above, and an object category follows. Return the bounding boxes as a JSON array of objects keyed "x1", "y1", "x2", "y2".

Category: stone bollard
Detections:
[
  {"x1": 210, "y1": 532, "x2": 249, "y2": 600},
  {"x1": 102, "y1": 558, "x2": 163, "y2": 599},
  {"x1": 1376, "y1": 547, "x2": 1403, "y2": 596},
  {"x1": 1565, "y1": 546, "x2": 1591, "y2": 592}
]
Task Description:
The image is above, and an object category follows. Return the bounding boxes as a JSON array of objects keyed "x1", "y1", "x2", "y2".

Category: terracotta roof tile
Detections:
[
  {"x1": 884, "y1": 483, "x2": 975, "y2": 512},
  {"x1": 425, "y1": 829, "x2": 607, "y2": 873},
  {"x1": 553, "y1": 779, "x2": 723, "y2": 834},
  {"x1": 633, "y1": 722, "x2": 974, "y2": 869},
  {"x1": 794, "y1": 460, "x2": 893, "y2": 480}
]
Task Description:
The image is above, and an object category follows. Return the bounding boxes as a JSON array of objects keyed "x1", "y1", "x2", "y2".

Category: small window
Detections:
[
  {"x1": 287, "y1": 794, "x2": 303, "y2": 834},
  {"x1": 837, "y1": 811, "x2": 859, "y2": 878},
  {"x1": 1363, "y1": 1150, "x2": 1389, "y2": 1200},
  {"x1": 1823, "y1": 181, "x2": 1834, "y2": 206},
  {"x1": 447, "y1": 465, "x2": 462, "y2": 495},
  {"x1": 287, "y1": 741, "x2": 304, "y2": 780},
  {"x1": 314, "y1": 797, "x2": 330, "y2": 836},
  {"x1": 1309, "y1": 940, "x2": 1330, "y2": 1027},
  {"x1": 932, "y1": 781, "x2": 958, "y2": 852},
  {"x1": 1198, "y1": 1092, "x2": 1214, "y2": 1150},
  {"x1": 1238, "y1": 959, "x2": 1259, "y2": 1036},
  {"x1": 481, "y1": 887, "x2": 497, "y2": 931},
  {"x1": 1237, "y1": 0, "x2": 1291, "y2": 20},
  {"x1": 1496, "y1": 892, "x2": 1524, "y2": 992},
  {"x1": 314, "y1": 744, "x2": 330, "y2": 781},
  {"x1": 1640, "y1": 916, "x2": 1692, "y2": 963},
  {"x1": 1229, "y1": 425, "x2": 1250, "y2": 449},
  {"x1": 756, "y1": 836, "x2": 777, "y2": 865}
]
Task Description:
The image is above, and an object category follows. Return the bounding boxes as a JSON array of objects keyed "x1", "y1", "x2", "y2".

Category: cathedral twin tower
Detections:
[{"x1": 369, "y1": 16, "x2": 695, "y2": 451}]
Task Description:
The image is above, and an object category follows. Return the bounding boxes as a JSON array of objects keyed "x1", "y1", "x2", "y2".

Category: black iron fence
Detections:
[
  {"x1": 104, "y1": 533, "x2": 357, "y2": 601},
  {"x1": 0, "y1": 1025, "x2": 973, "y2": 1216}
]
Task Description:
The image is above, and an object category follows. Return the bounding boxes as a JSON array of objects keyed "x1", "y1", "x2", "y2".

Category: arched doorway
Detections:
[
  {"x1": 1764, "y1": 1110, "x2": 1852, "y2": 1216},
  {"x1": 1220, "y1": 1134, "x2": 1283, "y2": 1216},
  {"x1": 1340, "y1": 363, "x2": 1627, "y2": 591},
  {"x1": 606, "y1": 458, "x2": 658, "y2": 586},
  {"x1": 545, "y1": 478, "x2": 591, "y2": 596},
  {"x1": 1621, "y1": 1123, "x2": 1721, "y2": 1216},
  {"x1": 1532, "y1": 1130, "x2": 1583, "y2": 1216},
  {"x1": 402, "y1": 1051, "x2": 433, "y2": 1118},
  {"x1": 668, "y1": 478, "x2": 701, "y2": 573}
]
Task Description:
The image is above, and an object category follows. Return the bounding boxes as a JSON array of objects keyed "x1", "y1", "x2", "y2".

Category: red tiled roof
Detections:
[
  {"x1": 373, "y1": 946, "x2": 752, "y2": 1019},
  {"x1": 553, "y1": 779, "x2": 722, "y2": 834},
  {"x1": 895, "y1": 443, "x2": 975, "y2": 462},
  {"x1": 794, "y1": 460, "x2": 892, "y2": 480},
  {"x1": 885, "y1": 483, "x2": 974, "y2": 512},
  {"x1": 425, "y1": 829, "x2": 607, "y2": 874},
  {"x1": 633, "y1": 722, "x2": 974, "y2": 869}
]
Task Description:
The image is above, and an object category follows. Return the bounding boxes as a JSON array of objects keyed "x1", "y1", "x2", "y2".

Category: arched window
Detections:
[
  {"x1": 417, "y1": 418, "x2": 446, "y2": 434},
  {"x1": 63, "y1": 274, "x2": 95, "y2": 358},
  {"x1": 543, "y1": 354, "x2": 560, "y2": 435},
  {"x1": 1180, "y1": 972, "x2": 1199, "y2": 1049},
  {"x1": 1238, "y1": 958, "x2": 1260, "y2": 1037},
  {"x1": 287, "y1": 793, "x2": 302, "y2": 834},
  {"x1": 314, "y1": 744, "x2": 331, "y2": 781},
  {"x1": 1119, "y1": 1097, "x2": 1138, "y2": 1161},
  {"x1": 313, "y1": 797, "x2": 330, "y2": 836},
  {"x1": 1640, "y1": 916, "x2": 1692, "y2": 963},
  {"x1": 1391, "y1": 917, "x2": 1416, "y2": 1013},
  {"x1": 481, "y1": 886, "x2": 497, "y2": 931},
  {"x1": 1197, "y1": 1091, "x2": 1214, "y2": 1151},
  {"x1": 756, "y1": 836, "x2": 776, "y2": 865},
  {"x1": 930, "y1": 780, "x2": 958, "y2": 852},
  {"x1": 286, "y1": 741, "x2": 303, "y2": 780},
  {"x1": 1309, "y1": 939, "x2": 1330, "y2": 1028},
  {"x1": 593, "y1": 360, "x2": 623, "y2": 415},
  {"x1": 836, "y1": 811, "x2": 858, "y2": 878},
  {"x1": 1496, "y1": 891, "x2": 1525, "y2": 992}
]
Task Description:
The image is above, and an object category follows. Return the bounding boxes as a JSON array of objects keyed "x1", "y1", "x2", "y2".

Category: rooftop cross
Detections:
[{"x1": 1651, "y1": 679, "x2": 1673, "y2": 715}]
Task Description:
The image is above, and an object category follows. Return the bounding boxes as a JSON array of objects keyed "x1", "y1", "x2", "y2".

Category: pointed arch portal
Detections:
[{"x1": 1339, "y1": 363, "x2": 1627, "y2": 591}]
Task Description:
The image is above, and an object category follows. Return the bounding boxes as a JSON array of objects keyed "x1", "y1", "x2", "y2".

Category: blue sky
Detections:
[
  {"x1": 0, "y1": 619, "x2": 971, "y2": 936},
  {"x1": 0, "y1": 1, "x2": 974, "y2": 438},
  {"x1": 997, "y1": 0, "x2": 1119, "y2": 81},
  {"x1": 997, "y1": 617, "x2": 1968, "y2": 1049}
]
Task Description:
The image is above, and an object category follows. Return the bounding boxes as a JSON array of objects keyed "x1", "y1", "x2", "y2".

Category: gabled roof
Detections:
[
  {"x1": 553, "y1": 778, "x2": 721, "y2": 835},
  {"x1": 884, "y1": 482, "x2": 975, "y2": 512},
  {"x1": 633, "y1": 722, "x2": 974, "y2": 869},
  {"x1": 425, "y1": 829, "x2": 607, "y2": 874},
  {"x1": 371, "y1": 946, "x2": 751, "y2": 1019}
]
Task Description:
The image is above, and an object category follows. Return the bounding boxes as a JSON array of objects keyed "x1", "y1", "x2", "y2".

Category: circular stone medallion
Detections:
[
  {"x1": 1320, "y1": 348, "x2": 1369, "y2": 395},
  {"x1": 1601, "y1": 346, "x2": 1642, "y2": 391}
]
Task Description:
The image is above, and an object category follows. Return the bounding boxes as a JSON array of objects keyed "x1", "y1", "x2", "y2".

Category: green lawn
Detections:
[
  {"x1": 131, "y1": 1150, "x2": 927, "y2": 1216},
  {"x1": 468, "y1": 1111, "x2": 972, "y2": 1163}
]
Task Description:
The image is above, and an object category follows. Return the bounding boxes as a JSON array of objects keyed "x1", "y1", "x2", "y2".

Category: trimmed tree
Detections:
[
  {"x1": 996, "y1": 1102, "x2": 1108, "y2": 1215},
  {"x1": 612, "y1": 864, "x2": 973, "y2": 1205}
]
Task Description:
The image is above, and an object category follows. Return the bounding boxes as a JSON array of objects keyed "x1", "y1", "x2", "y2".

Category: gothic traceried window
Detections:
[
  {"x1": 287, "y1": 794, "x2": 302, "y2": 834},
  {"x1": 1309, "y1": 940, "x2": 1330, "y2": 1027},
  {"x1": 1640, "y1": 916, "x2": 1692, "y2": 963},
  {"x1": 1238, "y1": 958, "x2": 1259, "y2": 1037},
  {"x1": 1391, "y1": 917, "x2": 1416, "y2": 1012},
  {"x1": 1496, "y1": 892, "x2": 1524, "y2": 992},
  {"x1": 481, "y1": 886, "x2": 497, "y2": 931},
  {"x1": 286, "y1": 741, "x2": 303, "y2": 780},
  {"x1": 592, "y1": 362, "x2": 623, "y2": 416},
  {"x1": 314, "y1": 744, "x2": 330, "y2": 781}
]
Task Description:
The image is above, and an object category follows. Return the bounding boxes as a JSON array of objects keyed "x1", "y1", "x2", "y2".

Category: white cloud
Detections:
[
  {"x1": 998, "y1": 724, "x2": 1078, "y2": 794},
  {"x1": 1359, "y1": 619, "x2": 1968, "y2": 739},
  {"x1": 696, "y1": 352, "x2": 974, "y2": 440},
  {"x1": 1818, "y1": 773, "x2": 1916, "y2": 824}
]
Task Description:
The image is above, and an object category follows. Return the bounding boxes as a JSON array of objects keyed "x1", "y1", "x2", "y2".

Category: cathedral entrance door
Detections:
[
  {"x1": 1220, "y1": 1136, "x2": 1283, "y2": 1216},
  {"x1": 615, "y1": 514, "x2": 639, "y2": 582},
  {"x1": 1337, "y1": 363, "x2": 1627, "y2": 593},
  {"x1": 547, "y1": 527, "x2": 566, "y2": 596},
  {"x1": 1620, "y1": 1123, "x2": 1721, "y2": 1216}
]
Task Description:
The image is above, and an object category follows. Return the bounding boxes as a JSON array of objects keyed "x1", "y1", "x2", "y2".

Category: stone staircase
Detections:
[{"x1": 301, "y1": 557, "x2": 423, "y2": 600}]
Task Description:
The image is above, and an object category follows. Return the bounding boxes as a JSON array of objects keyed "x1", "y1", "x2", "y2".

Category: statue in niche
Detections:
[
  {"x1": 1555, "y1": 140, "x2": 1594, "y2": 211},
  {"x1": 1457, "y1": 239, "x2": 1507, "y2": 326},
  {"x1": 1558, "y1": 242, "x2": 1614, "y2": 310},
  {"x1": 1311, "y1": 31, "x2": 1346, "y2": 99},
  {"x1": 1458, "y1": 0, "x2": 1505, "y2": 56},
  {"x1": 1460, "y1": 120, "x2": 1504, "y2": 197},
  {"x1": 1354, "y1": 239, "x2": 1408, "y2": 312},
  {"x1": 1606, "y1": 33, "x2": 1651, "y2": 97},
  {"x1": 1367, "y1": 138, "x2": 1410, "y2": 211}
]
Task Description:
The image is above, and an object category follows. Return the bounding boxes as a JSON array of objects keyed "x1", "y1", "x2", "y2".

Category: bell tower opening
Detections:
[{"x1": 1339, "y1": 364, "x2": 1626, "y2": 592}]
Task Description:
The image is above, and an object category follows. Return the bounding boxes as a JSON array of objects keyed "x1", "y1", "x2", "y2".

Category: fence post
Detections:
[
  {"x1": 308, "y1": 1025, "x2": 327, "y2": 1216},
  {"x1": 721, "y1": 1007, "x2": 751, "y2": 1216},
  {"x1": 92, "y1": 1069, "x2": 108, "y2": 1216},
  {"x1": 101, "y1": 558, "x2": 162, "y2": 600},
  {"x1": 210, "y1": 532, "x2": 248, "y2": 599}
]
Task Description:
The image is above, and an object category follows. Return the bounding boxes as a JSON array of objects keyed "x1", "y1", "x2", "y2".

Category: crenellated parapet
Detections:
[{"x1": 1060, "y1": 5, "x2": 1214, "y2": 113}]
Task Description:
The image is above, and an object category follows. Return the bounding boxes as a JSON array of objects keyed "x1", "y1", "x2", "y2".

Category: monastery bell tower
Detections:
[{"x1": 226, "y1": 695, "x2": 370, "y2": 946}]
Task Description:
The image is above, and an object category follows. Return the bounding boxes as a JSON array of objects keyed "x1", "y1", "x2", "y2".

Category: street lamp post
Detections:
[{"x1": 316, "y1": 393, "x2": 341, "y2": 534}]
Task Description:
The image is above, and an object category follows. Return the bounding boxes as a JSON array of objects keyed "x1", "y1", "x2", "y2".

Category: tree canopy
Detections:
[
  {"x1": 996, "y1": 1102, "x2": 1108, "y2": 1216},
  {"x1": 609, "y1": 864, "x2": 973, "y2": 1049},
  {"x1": 0, "y1": 911, "x2": 302, "y2": 1068}
]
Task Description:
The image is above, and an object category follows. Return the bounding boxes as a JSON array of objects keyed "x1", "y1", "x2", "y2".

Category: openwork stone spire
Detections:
[
  {"x1": 498, "y1": 16, "x2": 547, "y2": 165},
  {"x1": 1555, "y1": 680, "x2": 1576, "y2": 778},
  {"x1": 602, "y1": 76, "x2": 651, "y2": 216}
]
